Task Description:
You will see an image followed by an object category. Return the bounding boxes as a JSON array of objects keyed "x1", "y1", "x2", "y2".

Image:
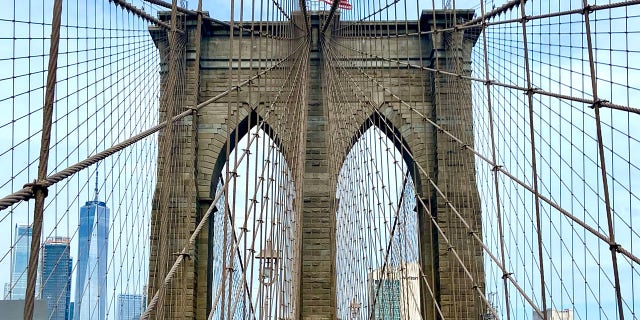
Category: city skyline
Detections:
[{"x1": 0, "y1": 174, "x2": 142, "y2": 320}]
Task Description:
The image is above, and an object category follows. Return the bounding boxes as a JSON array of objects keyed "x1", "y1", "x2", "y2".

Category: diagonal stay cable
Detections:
[
  {"x1": 209, "y1": 44, "x2": 309, "y2": 319},
  {"x1": 368, "y1": 173, "x2": 442, "y2": 320},
  {"x1": 110, "y1": 0, "x2": 181, "y2": 34},
  {"x1": 322, "y1": 39, "x2": 542, "y2": 318},
  {"x1": 142, "y1": 0, "x2": 305, "y2": 40},
  {"x1": 144, "y1": 101, "x2": 281, "y2": 319},
  {"x1": 324, "y1": 36, "x2": 640, "y2": 267},
  {"x1": 324, "y1": 54, "x2": 432, "y2": 284},
  {"x1": 0, "y1": 41, "x2": 305, "y2": 213},
  {"x1": 327, "y1": 39, "x2": 444, "y2": 318},
  {"x1": 330, "y1": 39, "x2": 640, "y2": 115}
]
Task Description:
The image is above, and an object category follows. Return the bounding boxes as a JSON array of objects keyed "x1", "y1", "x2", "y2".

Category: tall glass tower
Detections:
[
  {"x1": 8, "y1": 224, "x2": 32, "y2": 300},
  {"x1": 75, "y1": 174, "x2": 109, "y2": 320},
  {"x1": 41, "y1": 237, "x2": 72, "y2": 320},
  {"x1": 367, "y1": 263, "x2": 421, "y2": 319}
]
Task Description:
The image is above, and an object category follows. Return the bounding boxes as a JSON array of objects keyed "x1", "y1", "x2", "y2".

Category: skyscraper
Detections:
[
  {"x1": 367, "y1": 262, "x2": 421, "y2": 319},
  {"x1": 117, "y1": 294, "x2": 145, "y2": 320},
  {"x1": 40, "y1": 237, "x2": 72, "y2": 320},
  {"x1": 3, "y1": 282, "x2": 10, "y2": 300},
  {"x1": 8, "y1": 224, "x2": 32, "y2": 300},
  {"x1": 75, "y1": 174, "x2": 110, "y2": 320}
]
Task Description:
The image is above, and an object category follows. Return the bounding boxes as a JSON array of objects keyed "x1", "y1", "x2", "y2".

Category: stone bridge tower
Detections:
[{"x1": 147, "y1": 9, "x2": 483, "y2": 320}]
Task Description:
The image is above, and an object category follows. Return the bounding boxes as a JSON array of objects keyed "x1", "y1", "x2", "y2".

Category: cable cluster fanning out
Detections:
[{"x1": 0, "y1": 0, "x2": 638, "y2": 319}]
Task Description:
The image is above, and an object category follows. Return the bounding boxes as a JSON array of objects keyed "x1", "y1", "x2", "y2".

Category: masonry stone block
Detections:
[{"x1": 148, "y1": 8, "x2": 483, "y2": 320}]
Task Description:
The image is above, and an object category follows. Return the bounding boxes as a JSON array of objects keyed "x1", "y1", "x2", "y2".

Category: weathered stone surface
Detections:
[{"x1": 148, "y1": 9, "x2": 483, "y2": 320}]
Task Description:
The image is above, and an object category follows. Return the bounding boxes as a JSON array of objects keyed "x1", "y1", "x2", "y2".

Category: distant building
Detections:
[
  {"x1": 0, "y1": 299, "x2": 49, "y2": 319},
  {"x1": 75, "y1": 175, "x2": 110, "y2": 320},
  {"x1": 533, "y1": 309, "x2": 574, "y2": 320},
  {"x1": 367, "y1": 262, "x2": 421, "y2": 319},
  {"x1": 3, "y1": 282, "x2": 10, "y2": 300},
  {"x1": 40, "y1": 237, "x2": 72, "y2": 320},
  {"x1": 7, "y1": 224, "x2": 32, "y2": 300},
  {"x1": 117, "y1": 294, "x2": 145, "y2": 320}
]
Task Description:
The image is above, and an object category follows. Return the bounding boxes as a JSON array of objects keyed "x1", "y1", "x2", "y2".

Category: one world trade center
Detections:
[{"x1": 75, "y1": 174, "x2": 109, "y2": 320}]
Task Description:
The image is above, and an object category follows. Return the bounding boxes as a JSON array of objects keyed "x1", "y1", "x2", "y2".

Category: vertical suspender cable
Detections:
[
  {"x1": 479, "y1": 1, "x2": 513, "y2": 319},
  {"x1": 517, "y1": 1, "x2": 548, "y2": 318}
]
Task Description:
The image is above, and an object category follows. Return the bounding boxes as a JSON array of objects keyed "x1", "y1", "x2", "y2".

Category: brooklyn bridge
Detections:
[{"x1": 0, "y1": 0, "x2": 638, "y2": 319}]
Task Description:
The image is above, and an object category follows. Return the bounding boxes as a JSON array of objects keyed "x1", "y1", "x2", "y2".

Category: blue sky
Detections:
[
  {"x1": 471, "y1": 2, "x2": 640, "y2": 319},
  {"x1": 0, "y1": 0, "x2": 160, "y2": 317},
  {"x1": 0, "y1": 0, "x2": 639, "y2": 319}
]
